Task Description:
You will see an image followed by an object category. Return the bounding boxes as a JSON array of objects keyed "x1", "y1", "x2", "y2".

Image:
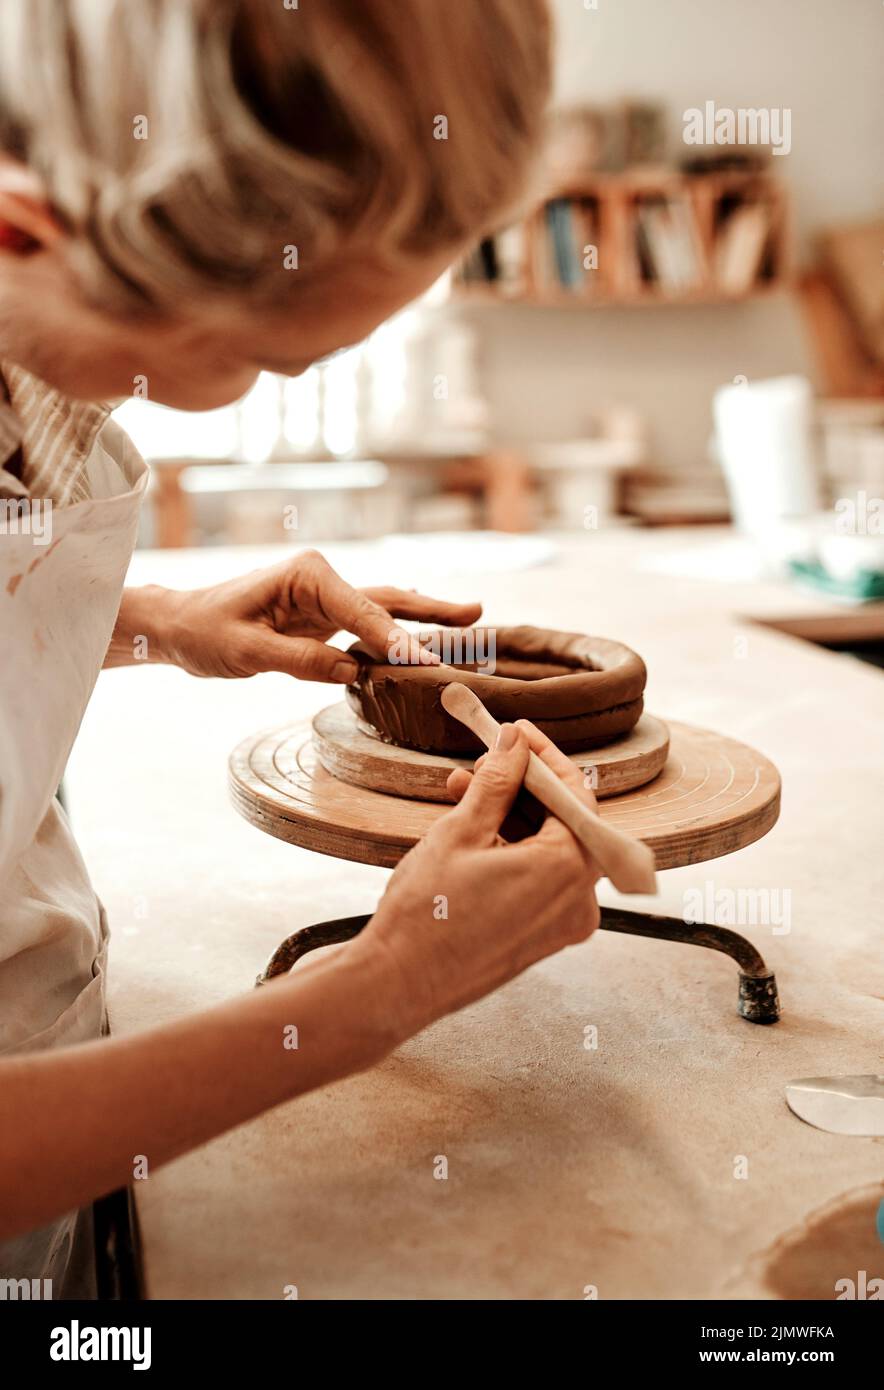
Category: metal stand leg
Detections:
[
  {"x1": 599, "y1": 906, "x2": 780, "y2": 1024},
  {"x1": 257, "y1": 914, "x2": 372, "y2": 986},
  {"x1": 258, "y1": 908, "x2": 780, "y2": 1025}
]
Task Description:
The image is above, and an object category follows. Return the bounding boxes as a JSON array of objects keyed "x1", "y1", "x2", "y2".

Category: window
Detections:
[{"x1": 113, "y1": 306, "x2": 423, "y2": 462}]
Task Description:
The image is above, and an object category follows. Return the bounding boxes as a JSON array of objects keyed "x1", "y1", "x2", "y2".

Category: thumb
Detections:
[
  {"x1": 244, "y1": 630, "x2": 359, "y2": 684},
  {"x1": 445, "y1": 724, "x2": 529, "y2": 847}
]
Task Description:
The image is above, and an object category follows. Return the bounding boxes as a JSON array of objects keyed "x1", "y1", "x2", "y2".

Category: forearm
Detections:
[
  {"x1": 0, "y1": 947, "x2": 397, "y2": 1240},
  {"x1": 104, "y1": 585, "x2": 176, "y2": 667}
]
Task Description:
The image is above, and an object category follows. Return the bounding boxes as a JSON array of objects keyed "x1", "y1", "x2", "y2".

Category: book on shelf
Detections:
[
  {"x1": 494, "y1": 224, "x2": 528, "y2": 294},
  {"x1": 635, "y1": 199, "x2": 703, "y2": 293},
  {"x1": 477, "y1": 237, "x2": 499, "y2": 282},
  {"x1": 546, "y1": 198, "x2": 583, "y2": 290},
  {"x1": 714, "y1": 203, "x2": 771, "y2": 294},
  {"x1": 451, "y1": 170, "x2": 784, "y2": 305},
  {"x1": 455, "y1": 225, "x2": 526, "y2": 294},
  {"x1": 533, "y1": 198, "x2": 602, "y2": 295}
]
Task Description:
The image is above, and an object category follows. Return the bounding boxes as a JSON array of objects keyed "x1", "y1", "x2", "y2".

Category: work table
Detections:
[{"x1": 66, "y1": 526, "x2": 884, "y2": 1299}]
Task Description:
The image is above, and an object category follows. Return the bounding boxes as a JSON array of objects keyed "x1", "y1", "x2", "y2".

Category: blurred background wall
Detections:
[{"x1": 471, "y1": 0, "x2": 882, "y2": 466}]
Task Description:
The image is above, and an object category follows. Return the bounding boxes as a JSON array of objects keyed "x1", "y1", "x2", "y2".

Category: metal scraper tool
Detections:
[{"x1": 785, "y1": 1075, "x2": 884, "y2": 1136}]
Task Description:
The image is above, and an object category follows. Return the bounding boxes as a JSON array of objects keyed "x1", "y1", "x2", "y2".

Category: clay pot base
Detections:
[
  {"x1": 313, "y1": 702, "x2": 670, "y2": 802},
  {"x1": 346, "y1": 625, "x2": 647, "y2": 755}
]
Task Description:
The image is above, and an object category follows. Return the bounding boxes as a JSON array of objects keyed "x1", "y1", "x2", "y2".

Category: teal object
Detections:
[
  {"x1": 877, "y1": 1197, "x2": 884, "y2": 1244},
  {"x1": 788, "y1": 559, "x2": 884, "y2": 602}
]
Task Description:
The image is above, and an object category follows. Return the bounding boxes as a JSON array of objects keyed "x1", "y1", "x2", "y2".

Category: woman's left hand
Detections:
[{"x1": 123, "y1": 549, "x2": 481, "y2": 682}]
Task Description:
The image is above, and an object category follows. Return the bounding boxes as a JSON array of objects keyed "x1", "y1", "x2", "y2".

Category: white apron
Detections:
[{"x1": 0, "y1": 365, "x2": 147, "y2": 1296}]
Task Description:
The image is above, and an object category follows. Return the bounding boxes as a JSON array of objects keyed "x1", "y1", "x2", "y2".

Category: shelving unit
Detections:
[{"x1": 453, "y1": 168, "x2": 791, "y2": 309}]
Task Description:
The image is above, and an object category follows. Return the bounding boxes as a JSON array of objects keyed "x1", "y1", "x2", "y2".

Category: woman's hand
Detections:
[
  {"x1": 0, "y1": 718, "x2": 598, "y2": 1241},
  {"x1": 110, "y1": 549, "x2": 482, "y2": 681},
  {"x1": 350, "y1": 720, "x2": 602, "y2": 1044}
]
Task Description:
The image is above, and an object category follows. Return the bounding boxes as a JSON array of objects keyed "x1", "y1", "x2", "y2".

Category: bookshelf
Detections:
[{"x1": 453, "y1": 169, "x2": 790, "y2": 308}]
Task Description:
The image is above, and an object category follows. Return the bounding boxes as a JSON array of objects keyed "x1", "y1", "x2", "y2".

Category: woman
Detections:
[{"x1": 0, "y1": 0, "x2": 600, "y2": 1297}]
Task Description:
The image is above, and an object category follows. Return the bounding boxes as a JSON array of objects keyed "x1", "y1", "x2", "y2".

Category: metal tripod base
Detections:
[
  {"x1": 598, "y1": 907, "x2": 780, "y2": 1023},
  {"x1": 257, "y1": 906, "x2": 780, "y2": 1025}
]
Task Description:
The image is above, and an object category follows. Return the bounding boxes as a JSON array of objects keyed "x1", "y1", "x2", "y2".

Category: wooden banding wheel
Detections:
[
  {"x1": 230, "y1": 709, "x2": 783, "y2": 1022},
  {"x1": 312, "y1": 703, "x2": 669, "y2": 803},
  {"x1": 229, "y1": 708, "x2": 781, "y2": 873}
]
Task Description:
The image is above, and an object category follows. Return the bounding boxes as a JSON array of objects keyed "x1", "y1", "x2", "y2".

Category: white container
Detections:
[
  {"x1": 713, "y1": 375, "x2": 821, "y2": 536},
  {"x1": 529, "y1": 437, "x2": 642, "y2": 530}
]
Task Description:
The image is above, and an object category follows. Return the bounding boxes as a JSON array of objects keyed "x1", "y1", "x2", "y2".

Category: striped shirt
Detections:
[{"x1": 0, "y1": 362, "x2": 111, "y2": 506}]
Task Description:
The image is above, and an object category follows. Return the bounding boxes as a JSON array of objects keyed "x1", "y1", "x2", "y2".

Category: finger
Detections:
[
  {"x1": 471, "y1": 726, "x2": 592, "y2": 839},
  {"x1": 296, "y1": 553, "x2": 439, "y2": 666},
  {"x1": 445, "y1": 767, "x2": 473, "y2": 803},
  {"x1": 451, "y1": 751, "x2": 544, "y2": 843},
  {"x1": 511, "y1": 721, "x2": 603, "y2": 868},
  {"x1": 444, "y1": 724, "x2": 529, "y2": 847},
  {"x1": 362, "y1": 589, "x2": 482, "y2": 627},
  {"x1": 514, "y1": 719, "x2": 600, "y2": 812},
  {"x1": 499, "y1": 788, "x2": 547, "y2": 843},
  {"x1": 244, "y1": 630, "x2": 359, "y2": 683},
  {"x1": 474, "y1": 726, "x2": 595, "y2": 852}
]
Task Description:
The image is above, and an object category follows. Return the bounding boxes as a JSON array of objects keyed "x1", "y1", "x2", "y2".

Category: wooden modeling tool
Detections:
[{"x1": 440, "y1": 682, "x2": 657, "y2": 894}]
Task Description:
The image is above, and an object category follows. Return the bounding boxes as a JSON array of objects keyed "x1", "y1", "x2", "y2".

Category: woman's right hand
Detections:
[{"x1": 351, "y1": 721, "x2": 602, "y2": 1044}]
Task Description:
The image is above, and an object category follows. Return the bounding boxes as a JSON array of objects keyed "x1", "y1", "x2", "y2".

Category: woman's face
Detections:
[{"x1": 0, "y1": 241, "x2": 449, "y2": 410}]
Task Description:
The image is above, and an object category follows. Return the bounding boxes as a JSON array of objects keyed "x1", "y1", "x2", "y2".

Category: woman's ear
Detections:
[{"x1": 0, "y1": 158, "x2": 66, "y2": 253}]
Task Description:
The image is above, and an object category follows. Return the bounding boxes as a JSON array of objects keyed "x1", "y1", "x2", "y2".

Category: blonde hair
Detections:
[{"x1": 0, "y1": 0, "x2": 551, "y2": 310}]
